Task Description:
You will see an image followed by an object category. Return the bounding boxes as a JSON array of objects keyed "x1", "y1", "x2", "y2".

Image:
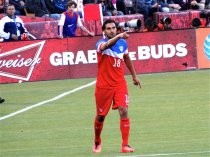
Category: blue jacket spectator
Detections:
[{"x1": 0, "y1": 4, "x2": 28, "y2": 41}]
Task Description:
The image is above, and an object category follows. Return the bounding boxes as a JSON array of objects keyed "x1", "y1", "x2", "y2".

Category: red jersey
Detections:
[{"x1": 96, "y1": 38, "x2": 128, "y2": 89}]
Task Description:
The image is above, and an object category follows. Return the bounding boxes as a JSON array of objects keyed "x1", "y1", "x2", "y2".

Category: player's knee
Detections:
[
  {"x1": 118, "y1": 107, "x2": 128, "y2": 118},
  {"x1": 96, "y1": 115, "x2": 105, "y2": 122}
]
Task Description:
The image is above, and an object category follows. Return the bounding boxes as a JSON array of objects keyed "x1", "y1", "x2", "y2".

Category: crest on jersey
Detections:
[{"x1": 119, "y1": 46, "x2": 124, "y2": 52}]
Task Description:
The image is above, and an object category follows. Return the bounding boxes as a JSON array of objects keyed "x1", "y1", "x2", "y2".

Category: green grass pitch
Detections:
[{"x1": 0, "y1": 69, "x2": 209, "y2": 157}]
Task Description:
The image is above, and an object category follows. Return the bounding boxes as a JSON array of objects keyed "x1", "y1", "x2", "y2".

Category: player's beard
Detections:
[{"x1": 106, "y1": 32, "x2": 116, "y2": 39}]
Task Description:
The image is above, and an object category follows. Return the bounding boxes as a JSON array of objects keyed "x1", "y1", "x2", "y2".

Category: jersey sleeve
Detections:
[
  {"x1": 123, "y1": 39, "x2": 129, "y2": 55},
  {"x1": 96, "y1": 39, "x2": 106, "y2": 53}
]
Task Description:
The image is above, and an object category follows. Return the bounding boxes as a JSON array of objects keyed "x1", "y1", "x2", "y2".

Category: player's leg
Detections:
[
  {"x1": 93, "y1": 88, "x2": 113, "y2": 153},
  {"x1": 93, "y1": 115, "x2": 104, "y2": 153},
  {"x1": 113, "y1": 88, "x2": 134, "y2": 153},
  {"x1": 118, "y1": 107, "x2": 134, "y2": 153}
]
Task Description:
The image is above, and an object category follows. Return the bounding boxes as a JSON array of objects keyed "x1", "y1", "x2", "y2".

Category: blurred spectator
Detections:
[
  {"x1": 173, "y1": 0, "x2": 188, "y2": 10},
  {"x1": 25, "y1": 0, "x2": 50, "y2": 17},
  {"x1": 54, "y1": 0, "x2": 68, "y2": 12},
  {"x1": 83, "y1": 0, "x2": 96, "y2": 5},
  {"x1": 0, "y1": 4, "x2": 28, "y2": 41},
  {"x1": 205, "y1": 0, "x2": 210, "y2": 9},
  {"x1": 45, "y1": 0, "x2": 61, "y2": 19},
  {"x1": 112, "y1": 0, "x2": 116, "y2": 7},
  {"x1": 9, "y1": 0, "x2": 25, "y2": 15},
  {"x1": 116, "y1": 0, "x2": 127, "y2": 14},
  {"x1": 0, "y1": 0, "x2": 3, "y2": 13},
  {"x1": 98, "y1": 0, "x2": 124, "y2": 16},
  {"x1": 133, "y1": 0, "x2": 159, "y2": 21},
  {"x1": 0, "y1": 0, "x2": 9, "y2": 13},
  {"x1": 58, "y1": 1, "x2": 94, "y2": 38},
  {"x1": 25, "y1": 0, "x2": 61, "y2": 19},
  {"x1": 190, "y1": 0, "x2": 206, "y2": 10},
  {"x1": 159, "y1": 0, "x2": 181, "y2": 12}
]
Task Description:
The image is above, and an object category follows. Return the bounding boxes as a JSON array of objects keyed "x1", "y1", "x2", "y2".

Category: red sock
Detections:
[
  {"x1": 94, "y1": 118, "x2": 103, "y2": 144},
  {"x1": 120, "y1": 118, "x2": 130, "y2": 147}
]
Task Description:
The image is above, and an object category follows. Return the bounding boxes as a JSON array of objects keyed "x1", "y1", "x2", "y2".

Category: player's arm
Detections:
[
  {"x1": 100, "y1": 32, "x2": 129, "y2": 51},
  {"x1": 124, "y1": 54, "x2": 141, "y2": 88}
]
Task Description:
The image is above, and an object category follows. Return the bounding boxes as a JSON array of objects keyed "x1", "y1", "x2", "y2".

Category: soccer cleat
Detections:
[
  {"x1": 121, "y1": 145, "x2": 135, "y2": 153},
  {"x1": 92, "y1": 143, "x2": 102, "y2": 153},
  {"x1": 0, "y1": 98, "x2": 5, "y2": 104}
]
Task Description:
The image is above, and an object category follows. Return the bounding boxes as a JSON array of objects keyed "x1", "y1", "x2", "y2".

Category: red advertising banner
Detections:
[
  {"x1": 195, "y1": 28, "x2": 210, "y2": 69},
  {"x1": 124, "y1": 29, "x2": 198, "y2": 74},
  {"x1": 0, "y1": 29, "x2": 198, "y2": 84}
]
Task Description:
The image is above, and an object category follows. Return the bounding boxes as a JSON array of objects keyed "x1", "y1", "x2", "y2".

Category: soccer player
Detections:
[{"x1": 93, "y1": 19, "x2": 141, "y2": 153}]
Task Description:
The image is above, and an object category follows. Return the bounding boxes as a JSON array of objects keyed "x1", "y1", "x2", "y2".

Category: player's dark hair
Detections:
[{"x1": 102, "y1": 19, "x2": 116, "y2": 31}]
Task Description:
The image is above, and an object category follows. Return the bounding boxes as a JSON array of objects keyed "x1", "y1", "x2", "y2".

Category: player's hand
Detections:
[
  {"x1": 118, "y1": 31, "x2": 129, "y2": 39},
  {"x1": 133, "y1": 77, "x2": 141, "y2": 89}
]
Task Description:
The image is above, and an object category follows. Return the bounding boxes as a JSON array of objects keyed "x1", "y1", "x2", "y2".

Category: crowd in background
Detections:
[
  {"x1": 0, "y1": 0, "x2": 209, "y2": 42},
  {"x1": 0, "y1": 0, "x2": 209, "y2": 20}
]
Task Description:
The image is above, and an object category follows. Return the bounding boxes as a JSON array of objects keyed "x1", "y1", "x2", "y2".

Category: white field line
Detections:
[
  {"x1": 0, "y1": 80, "x2": 96, "y2": 121},
  {"x1": 116, "y1": 150, "x2": 210, "y2": 157}
]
